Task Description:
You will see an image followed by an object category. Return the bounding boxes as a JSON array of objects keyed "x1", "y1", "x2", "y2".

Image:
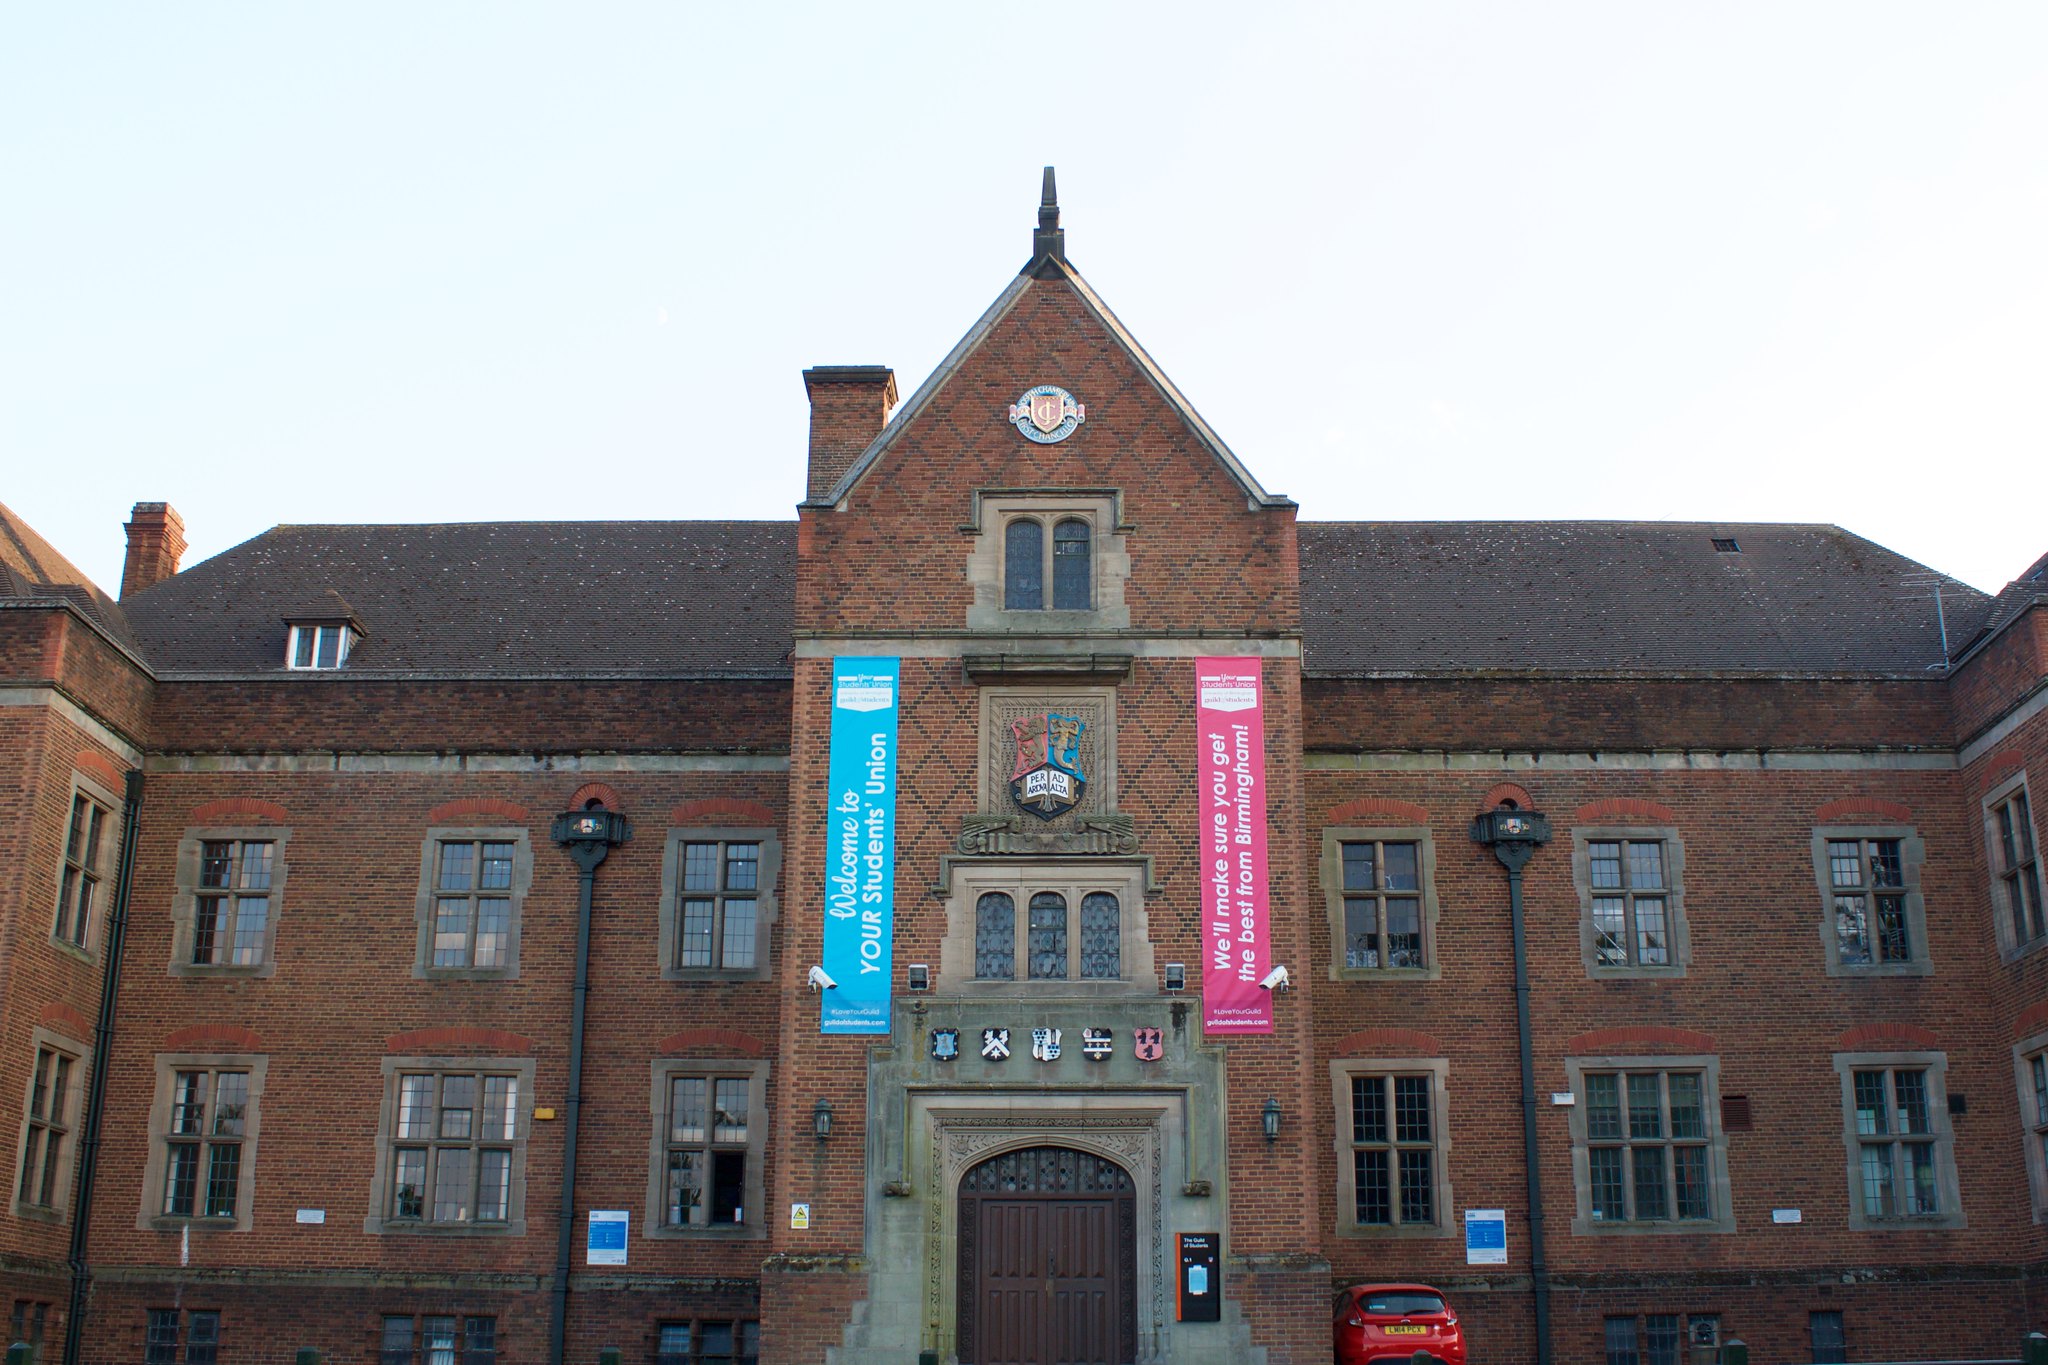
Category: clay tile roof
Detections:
[
  {"x1": 122, "y1": 521, "x2": 796, "y2": 678},
  {"x1": 1298, "y1": 521, "x2": 1987, "y2": 677},
  {"x1": 0, "y1": 500, "x2": 143, "y2": 654}
]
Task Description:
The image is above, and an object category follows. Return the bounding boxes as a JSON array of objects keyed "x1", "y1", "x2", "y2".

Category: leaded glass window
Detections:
[
  {"x1": 1852, "y1": 1066, "x2": 1940, "y2": 1217},
  {"x1": 193, "y1": 840, "x2": 274, "y2": 966},
  {"x1": 1589, "y1": 840, "x2": 1671, "y2": 967},
  {"x1": 17, "y1": 1046, "x2": 76, "y2": 1210},
  {"x1": 1346, "y1": 1072, "x2": 1438, "y2": 1227},
  {"x1": 1028, "y1": 892, "x2": 1068, "y2": 979},
  {"x1": 1052, "y1": 518, "x2": 1091, "y2": 610},
  {"x1": 54, "y1": 790, "x2": 110, "y2": 950},
  {"x1": 388, "y1": 1070, "x2": 518, "y2": 1225},
  {"x1": 1583, "y1": 1069, "x2": 1713, "y2": 1223},
  {"x1": 665, "y1": 1074, "x2": 749, "y2": 1227},
  {"x1": 162, "y1": 1068, "x2": 249, "y2": 1219},
  {"x1": 677, "y1": 840, "x2": 761, "y2": 971},
  {"x1": 1341, "y1": 840, "x2": 1422, "y2": 969},
  {"x1": 1004, "y1": 519, "x2": 1044, "y2": 610},
  {"x1": 974, "y1": 893, "x2": 1015, "y2": 979},
  {"x1": 1994, "y1": 786, "x2": 2045, "y2": 947},
  {"x1": 1828, "y1": 837, "x2": 1910, "y2": 964},
  {"x1": 431, "y1": 840, "x2": 515, "y2": 969},
  {"x1": 1079, "y1": 892, "x2": 1119, "y2": 979}
]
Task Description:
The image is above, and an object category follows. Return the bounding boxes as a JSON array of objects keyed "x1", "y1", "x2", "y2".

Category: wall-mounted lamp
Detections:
[
  {"x1": 812, "y1": 1098, "x2": 834, "y2": 1142},
  {"x1": 1163, "y1": 963, "x2": 1186, "y2": 992},
  {"x1": 1261, "y1": 1097, "x2": 1282, "y2": 1144}
]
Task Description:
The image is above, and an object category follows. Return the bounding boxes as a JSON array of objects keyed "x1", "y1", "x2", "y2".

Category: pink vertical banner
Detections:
[{"x1": 1196, "y1": 658, "x2": 1273, "y2": 1035}]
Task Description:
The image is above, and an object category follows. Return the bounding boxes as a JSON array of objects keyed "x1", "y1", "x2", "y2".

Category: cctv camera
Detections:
[
  {"x1": 1258, "y1": 964, "x2": 1290, "y2": 991},
  {"x1": 807, "y1": 965, "x2": 838, "y2": 991}
]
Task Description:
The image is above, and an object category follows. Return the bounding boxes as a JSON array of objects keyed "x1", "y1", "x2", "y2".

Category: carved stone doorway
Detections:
[{"x1": 957, "y1": 1147, "x2": 1138, "y2": 1365}]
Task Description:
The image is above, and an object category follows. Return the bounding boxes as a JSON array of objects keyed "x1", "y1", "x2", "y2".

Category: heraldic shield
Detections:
[
  {"x1": 1010, "y1": 712, "x2": 1087, "y2": 820},
  {"x1": 1029, "y1": 389, "x2": 1065, "y2": 434}
]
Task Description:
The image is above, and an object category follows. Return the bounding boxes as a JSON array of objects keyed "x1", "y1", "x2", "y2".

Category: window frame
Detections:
[
  {"x1": 1572, "y1": 826, "x2": 1691, "y2": 979},
  {"x1": 1320, "y1": 825, "x2": 1441, "y2": 982},
  {"x1": 1603, "y1": 1313, "x2": 1722, "y2": 1365},
  {"x1": 168, "y1": 826, "x2": 290, "y2": 979},
  {"x1": 1832, "y1": 1049, "x2": 1965, "y2": 1230},
  {"x1": 51, "y1": 776, "x2": 119, "y2": 958},
  {"x1": 938, "y1": 863, "x2": 1152, "y2": 994},
  {"x1": 412, "y1": 827, "x2": 532, "y2": 981},
  {"x1": 1811, "y1": 824, "x2": 1930, "y2": 977},
  {"x1": 12, "y1": 1029, "x2": 86, "y2": 1223},
  {"x1": 962, "y1": 489, "x2": 1132, "y2": 632},
  {"x1": 1809, "y1": 1309, "x2": 1847, "y2": 1364},
  {"x1": 378, "y1": 1312, "x2": 497, "y2": 1365},
  {"x1": 2015, "y1": 1030, "x2": 2048, "y2": 1223},
  {"x1": 1984, "y1": 771, "x2": 2046, "y2": 959},
  {"x1": 1329, "y1": 1057, "x2": 1454, "y2": 1239},
  {"x1": 283, "y1": 622, "x2": 353, "y2": 671},
  {"x1": 137, "y1": 1053, "x2": 267, "y2": 1233},
  {"x1": 654, "y1": 1318, "x2": 761, "y2": 1365},
  {"x1": 366, "y1": 1055, "x2": 534, "y2": 1236},
  {"x1": 1565, "y1": 1054, "x2": 1735, "y2": 1235},
  {"x1": 659, "y1": 828, "x2": 781, "y2": 983},
  {"x1": 145, "y1": 1307, "x2": 223, "y2": 1365},
  {"x1": 643, "y1": 1058, "x2": 769, "y2": 1241}
]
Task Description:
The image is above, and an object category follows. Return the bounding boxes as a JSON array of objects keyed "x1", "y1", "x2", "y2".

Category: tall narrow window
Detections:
[
  {"x1": 1589, "y1": 839, "x2": 1671, "y2": 967},
  {"x1": 162, "y1": 1069, "x2": 249, "y2": 1219},
  {"x1": 1027, "y1": 892, "x2": 1068, "y2": 979},
  {"x1": 664, "y1": 1074, "x2": 751, "y2": 1227},
  {"x1": 1051, "y1": 519, "x2": 1091, "y2": 609},
  {"x1": 1851, "y1": 1067, "x2": 1940, "y2": 1217},
  {"x1": 1993, "y1": 786, "x2": 2044, "y2": 948},
  {"x1": 1827, "y1": 837, "x2": 1910, "y2": 964},
  {"x1": 677, "y1": 841, "x2": 760, "y2": 971},
  {"x1": 1347, "y1": 1073, "x2": 1439, "y2": 1227},
  {"x1": 1340, "y1": 840, "x2": 1423, "y2": 969},
  {"x1": 1004, "y1": 519, "x2": 1044, "y2": 610},
  {"x1": 54, "y1": 790, "x2": 110, "y2": 950},
  {"x1": 1078, "y1": 892, "x2": 1120, "y2": 979},
  {"x1": 389, "y1": 1071, "x2": 518, "y2": 1226},
  {"x1": 17, "y1": 1046, "x2": 77, "y2": 1211},
  {"x1": 193, "y1": 840, "x2": 274, "y2": 966},
  {"x1": 1582, "y1": 1069, "x2": 1714, "y2": 1222},
  {"x1": 431, "y1": 840, "x2": 515, "y2": 969},
  {"x1": 1809, "y1": 1311, "x2": 1847, "y2": 1364},
  {"x1": 974, "y1": 893, "x2": 1016, "y2": 979},
  {"x1": 2027, "y1": 1049, "x2": 2048, "y2": 1208}
]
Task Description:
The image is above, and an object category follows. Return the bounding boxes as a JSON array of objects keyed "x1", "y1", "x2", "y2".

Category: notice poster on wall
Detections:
[
  {"x1": 821, "y1": 656, "x2": 899, "y2": 1034},
  {"x1": 1195, "y1": 657, "x2": 1272, "y2": 1035}
]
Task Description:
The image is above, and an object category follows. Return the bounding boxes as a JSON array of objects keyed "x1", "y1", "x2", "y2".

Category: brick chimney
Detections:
[
  {"x1": 803, "y1": 366, "x2": 897, "y2": 503},
  {"x1": 121, "y1": 501, "x2": 186, "y2": 599}
]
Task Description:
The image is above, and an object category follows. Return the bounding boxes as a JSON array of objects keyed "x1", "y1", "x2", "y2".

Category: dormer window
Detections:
[
  {"x1": 286, "y1": 623, "x2": 353, "y2": 670},
  {"x1": 1001, "y1": 516, "x2": 1095, "y2": 612}
]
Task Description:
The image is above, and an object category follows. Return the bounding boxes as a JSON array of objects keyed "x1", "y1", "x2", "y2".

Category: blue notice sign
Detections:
[
  {"x1": 1464, "y1": 1208, "x2": 1507, "y2": 1265},
  {"x1": 821, "y1": 657, "x2": 900, "y2": 1034},
  {"x1": 586, "y1": 1209, "x2": 628, "y2": 1266}
]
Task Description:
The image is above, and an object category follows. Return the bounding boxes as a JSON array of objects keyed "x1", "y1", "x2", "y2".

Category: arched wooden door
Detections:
[{"x1": 957, "y1": 1146, "x2": 1138, "y2": 1365}]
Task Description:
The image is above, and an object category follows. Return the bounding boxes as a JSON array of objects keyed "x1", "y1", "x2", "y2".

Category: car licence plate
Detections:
[{"x1": 1385, "y1": 1325, "x2": 1428, "y2": 1335}]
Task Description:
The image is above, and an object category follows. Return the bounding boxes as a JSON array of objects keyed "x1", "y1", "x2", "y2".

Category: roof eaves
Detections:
[
  {"x1": 147, "y1": 667, "x2": 796, "y2": 684},
  {"x1": 0, "y1": 597, "x2": 158, "y2": 677},
  {"x1": 1945, "y1": 590, "x2": 2048, "y2": 673},
  {"x1": 809, "y1": 274, "x2": 1036, "y2": 510}
]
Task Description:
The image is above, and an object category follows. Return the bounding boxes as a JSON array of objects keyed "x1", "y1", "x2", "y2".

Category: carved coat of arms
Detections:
[
  {"x1": 930, "y1": 1028, "x2": 959, "y2": 1062},
  {"x1": 980, "y1": 1028, "x2": 1010, "y2": 1061},
  {"x1": 1031, "y1": 1027, "x2": 1063, "y2": 1061},
  {"x1": 1007, "y1": 384, "x2": 1086, "y2": 444},
  {"x1": 1081, "y1": 1028, "x2": 1113, "y2": 1061},
  {"x1": 1133, "y1": 1027, "x2": 1164, "y2": 1062},
  {"x1": 1010, "y1": 712, "x2": 1086, "y2": 820}
]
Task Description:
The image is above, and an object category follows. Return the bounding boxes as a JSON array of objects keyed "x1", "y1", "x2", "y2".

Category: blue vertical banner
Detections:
[{"x1": 821, "y1": 656, "x2": 900, "y2": 1034}]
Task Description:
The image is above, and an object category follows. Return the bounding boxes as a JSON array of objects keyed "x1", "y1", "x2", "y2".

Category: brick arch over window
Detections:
[
  {"x1": 75, "y1": 751, "x2": 126, "y2": 791},
  {"x1": 39, "y1": 1002, "x2": 94, "y2": 1044},
  {"x1": 1482, "y1": 782, "x2": 1535, "y2": 811},
  {"x1": 1836, "y1": 1022, "x2": 1941, "y2": 1052},
  {"x1": 669, "y1": 798, "x2": 776, "y2": 827},
  {"x1": 1573, "y1": 797, "x2": 1679, "y2": 824},
  {"x1": 567, "y1": 782, "x2": 623, "y2": 812},
  {"x1": 1333, "y1": 1027, "x2": 1445, "y2": 1057},
  {"x1": 1566, "y1": 1026, "x2": 1719, "y2": 1055},
  {"x1": 165, "y1": 1023, "x2": 267, "y2": 1053},
  {"x1": 1816, "y1": 797, "x2": 1914, "y2": 822},
  {"x1": 188, "y1": 797, "x2": 289, "y2": 825},
  {"x1": 1328, "y1": 798, "x2": 1431, "y2": 826},
  {"x1": 426, "y1": 798, "x2": 532, "y2": 825},
  {"x1": 656, "y1": 1028, "x2": 768, "y2": 1058},
  {"x1": 1981, "y1": 749, "x2": 2027, "y2": 792},
  {"x1": 384, "y1": 1027, "x2": 535, "y2": 1056}
]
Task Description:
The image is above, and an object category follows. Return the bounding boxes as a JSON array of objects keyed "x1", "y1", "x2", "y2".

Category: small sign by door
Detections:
[{"x1": 1176, "y1": 1232, "x2": 1220, "y2": 1322}]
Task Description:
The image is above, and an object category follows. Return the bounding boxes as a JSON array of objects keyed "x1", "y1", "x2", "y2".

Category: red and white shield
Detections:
[
  {"x1": 1029, "y1": 391, "x2": 1065, "y2": 434},
  {"x1": 1133, "y1": 1028, "x2": 1163, "y2": 1062}
]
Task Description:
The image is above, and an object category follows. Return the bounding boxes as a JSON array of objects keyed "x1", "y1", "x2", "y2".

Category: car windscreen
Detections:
[{"x1": 1360, "y1": 1291, "x2": 1447, "y2": 1316}]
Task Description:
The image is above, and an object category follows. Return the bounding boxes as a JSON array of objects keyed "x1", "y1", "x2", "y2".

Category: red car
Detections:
[{"x1": 1333, "y1": 1283, "x2": 1466, "y2": 1365}]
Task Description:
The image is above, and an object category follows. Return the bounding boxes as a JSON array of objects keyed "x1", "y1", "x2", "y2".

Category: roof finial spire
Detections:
[{"x1": 1030, "y1": 165, "x2": 1066, "y2": 266}]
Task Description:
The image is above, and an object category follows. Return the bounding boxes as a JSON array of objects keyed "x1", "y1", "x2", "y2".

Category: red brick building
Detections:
[{"x1": 4, "y1": 173, "x2": 2046, "y2": 1365}]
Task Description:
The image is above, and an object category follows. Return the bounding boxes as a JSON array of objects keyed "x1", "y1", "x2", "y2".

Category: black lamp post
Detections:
[
  {"x1": 1261, "y1": 1097, "x2": 1282, "y2": 1143},
  {"x1": 1471, "y1": 803, "x2": 1554, "y2": 1365}
]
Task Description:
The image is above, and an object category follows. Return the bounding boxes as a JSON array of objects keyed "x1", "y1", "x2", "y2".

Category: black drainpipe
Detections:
[
  {"x1": 546, "y1": 805, "x2": 631, "y2": 1365},
  {"x1": 1471, "y1": 803, "x2": 1553, "y2": 1365},
  {"x1": 64, "y1": 768, "x2": 145, "y2": 1365}
]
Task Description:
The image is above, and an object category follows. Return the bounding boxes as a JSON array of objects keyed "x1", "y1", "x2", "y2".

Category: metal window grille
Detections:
[
  {"x1": 1004, "y1": 519, "x2": 1044, "y2": 610},
  {"x1": 656, "y1": 1320, "x2": 761, "y2": 1365},
  {"x1": 1589, "y1": 840, "x2": 1671, "y2": 967},
  {"x1": 389, "y1": 1072, "x2": 517, "y2": 1224},
  {"x1": 54, "y1": 791, "x2": 109, "y2": 949},
  {"x1": 1348, "y1": 1073, "x2": 1436, "y2": 1226},
  {"x1": 18, "y1": 1048, "x2": 76, "y2": 1209},
  {"x1": 1340, "y1": 840, "x2": 1423, "y2": 969},
  {"x1": 1852, "y1": 1067, "x2": 1941, "y2": 1216},
  {"x1": 677, "y1": 840, "x2": 761, "y2": 971},
  {"x1": 973, "y1": 892, "x2": 1015, "y2": 978},
  {"x1": 162, "y1": 1068, "x2": 249, "y2": 1219},
  {"x1": 1584, "y1": 1070, "x2": 1713, "y2": 1222},
  {"x1": 193, "y1": 840, "x2": 274, "y2": 966},
  {"x1": 1027, "y1": 892, "x2": 1068, "y2": 979},
  {"x1": 145, "y1": 1309, "x2": 183, "y2": 1365},
  {"x1": 1827, "y1": 837, "x2": 1910, "y2": 964},
  {"x1": 1604, "y1": 1317, "x2": 1641, "y2": 1365},
  {"x1": 1809, "y1": 1310, "x2": 1847, "y2": 1364},
  {"x1": 431, "y1": 840, "x2": 516, "y2": 969},
  {"x1": 665, "y1": 1074, "x2": 750, "y2": 1227},
  {"x1": 1995, "y1": 790, "x2": 2045, "y2": 945}
]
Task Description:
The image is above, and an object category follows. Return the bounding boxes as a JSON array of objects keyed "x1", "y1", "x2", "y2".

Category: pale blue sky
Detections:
[{"x1": 4, "y1": 4, "x2": 2043, "y2": 597}]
